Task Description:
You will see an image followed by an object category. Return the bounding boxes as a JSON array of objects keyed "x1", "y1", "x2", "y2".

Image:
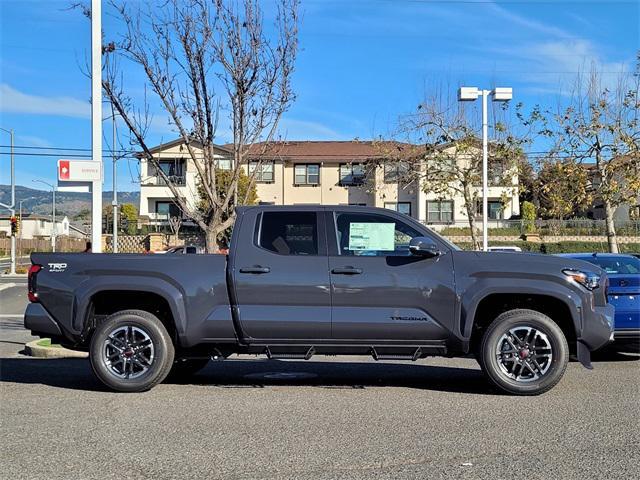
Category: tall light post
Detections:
[
  {"x1": 458, "y1": 86, "x2": 513, "y2": 251},
  {"x1": 0, "y1": 127, "x2": 15, "y2": 274},
  {"x1": 33, "y1": 180, "x2": 57, "y2": 252}
]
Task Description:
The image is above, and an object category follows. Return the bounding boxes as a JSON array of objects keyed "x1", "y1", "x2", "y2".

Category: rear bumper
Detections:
[{"x1": 24, "y1": 303, "x2": 62, "y2": 338}]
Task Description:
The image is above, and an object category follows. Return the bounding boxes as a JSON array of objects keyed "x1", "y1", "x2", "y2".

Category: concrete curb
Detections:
[{"x1": 24, "y1": 340, "x2": 88, "y2": 359}]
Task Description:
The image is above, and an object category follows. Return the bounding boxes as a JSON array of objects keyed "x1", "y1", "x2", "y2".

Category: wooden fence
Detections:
[{"x1": 0, "y1": 237, "x2": 87, "y2": 256}]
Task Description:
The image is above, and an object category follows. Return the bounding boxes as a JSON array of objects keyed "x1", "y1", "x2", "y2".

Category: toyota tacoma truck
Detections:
[{"x1": 24, "y1": 205, "x2": 614, "y2": 395}]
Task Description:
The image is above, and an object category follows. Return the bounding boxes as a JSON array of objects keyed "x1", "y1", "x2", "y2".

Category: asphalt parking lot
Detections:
[{"x1": 1, "y1": 278, "x2": 639, "y2": 480}]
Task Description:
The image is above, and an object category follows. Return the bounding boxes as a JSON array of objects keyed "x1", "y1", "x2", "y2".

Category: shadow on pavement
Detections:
[
  {"x1": 0, "y1": 357, "x2": 497, "y2": 395},
  {"x1": 591, "y1": 343, "x2": 640, "y2": 362}
]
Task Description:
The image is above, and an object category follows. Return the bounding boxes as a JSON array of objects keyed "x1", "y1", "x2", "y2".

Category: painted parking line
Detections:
[{"x1": 0, "y1": 283, "x2": 16, "y2": 292}]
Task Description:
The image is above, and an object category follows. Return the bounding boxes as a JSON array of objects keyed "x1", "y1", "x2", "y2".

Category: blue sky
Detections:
[{"x1": 0, "y1": 0, "x2": 638, "y2": 193}]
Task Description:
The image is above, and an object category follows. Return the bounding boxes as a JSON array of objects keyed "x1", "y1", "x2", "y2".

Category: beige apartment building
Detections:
[{"x1": 139, "y1": 139, "x2": 520, "y2": 228}]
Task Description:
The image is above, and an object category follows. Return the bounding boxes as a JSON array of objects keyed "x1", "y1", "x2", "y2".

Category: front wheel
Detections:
[
  {"x1": 89, "y1": 310, "x2": 175, "y2": 392},
  {"x1": 479, "y1": 309, "x2": 569, "y2": 396}
]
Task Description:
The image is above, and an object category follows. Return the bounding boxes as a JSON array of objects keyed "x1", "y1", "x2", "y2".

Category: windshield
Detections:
[{"x1": 579, "y1": 256, "x2": 640, "y2": 275}]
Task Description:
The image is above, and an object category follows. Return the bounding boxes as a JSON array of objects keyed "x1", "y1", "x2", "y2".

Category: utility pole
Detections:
[
  {"x1": 0, "y1": 127, "x2": 15, "y2": 274},
  {"x1": 91, "y1": 0, "x2": 103, "y2": 252},
  {"x1": 111, "y1": 102, "x2": 118, "y2": 253}
]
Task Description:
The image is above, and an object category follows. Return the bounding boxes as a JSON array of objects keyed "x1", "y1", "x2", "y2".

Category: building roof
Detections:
[
  {"x1": 233, "y1": 140, "x2": 421, "y2": 162},
  {"x1": 141, "y1": 137, "x2": 231, "y2": 157}
]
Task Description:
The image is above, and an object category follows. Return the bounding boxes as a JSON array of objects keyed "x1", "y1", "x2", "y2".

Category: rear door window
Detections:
[{"x1": 259, "y1": 212, "x2": 319, "y2": 255}]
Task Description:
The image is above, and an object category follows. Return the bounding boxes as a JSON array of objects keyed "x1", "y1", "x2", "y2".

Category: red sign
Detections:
[{"x1": 59, "y1": 160, "x2": 70, "y2": 180}]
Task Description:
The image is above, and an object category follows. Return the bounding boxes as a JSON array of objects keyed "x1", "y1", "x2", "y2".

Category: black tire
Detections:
[
  {"x1": 168, "y1": 358, "x2": 210, "y2": 380},
  {"x1": 89, "y1": 309, "x2": 175, "y2": 392},
  {"x1": 479, "y1": 309, "x2": 569, "y2": 396}
]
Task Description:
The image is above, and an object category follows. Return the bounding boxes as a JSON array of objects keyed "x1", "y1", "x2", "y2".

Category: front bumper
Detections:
[
  {"x1": 579, "y1": 304, "x2": 615, "y2": 352},
  {"x1": 24, "y1": 303, "x2": 62, "y2": 338},
  {"x1": 614, "y1": 329, "x2": 640, "y2": 341}
]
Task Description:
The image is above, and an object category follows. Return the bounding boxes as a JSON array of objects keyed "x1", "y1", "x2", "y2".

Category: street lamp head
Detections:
[
  {"x1": 458, "y1": 86, "x2": 480, "y2": 101},
  {"x1": 492, "y1": 87, "x2": 513, "y2": 101}
]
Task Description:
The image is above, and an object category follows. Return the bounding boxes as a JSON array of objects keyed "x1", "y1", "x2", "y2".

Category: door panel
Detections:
[
  {"x1": 231, "y1": 209, "x2": 331, "y2": 341},
  {"x1": 328, "y1": 211, "x2": 456, "y2": 341}
]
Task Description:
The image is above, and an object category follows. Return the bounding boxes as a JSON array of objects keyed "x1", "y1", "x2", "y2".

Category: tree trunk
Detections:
[
  {"x1": 205, "y1": 227, "x2": 221, "y2": 254},
  {"x1": 462, "y1": 186, "x2": 480, "y2": 250},
  {"x1": 466, "y1": 207, "x2": 480, "y2": 251},
  {"x1": 603, "y1": 200, "x2": 619, "y2": 253}
]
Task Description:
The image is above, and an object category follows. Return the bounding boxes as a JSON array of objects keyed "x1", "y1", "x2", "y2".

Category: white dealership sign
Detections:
[{"x1": 58, "y1": 159, "x2": 102, "y2": 182}]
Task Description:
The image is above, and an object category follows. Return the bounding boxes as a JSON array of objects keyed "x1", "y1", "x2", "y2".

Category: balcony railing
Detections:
[{"x1": 142, "y1": 175, "x2": 186, "y2": 186}]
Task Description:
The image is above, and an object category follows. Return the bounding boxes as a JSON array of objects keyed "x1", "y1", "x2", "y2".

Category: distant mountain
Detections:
[{"x1": 0, "y1": 185, "x2": 140, "y2": 219}]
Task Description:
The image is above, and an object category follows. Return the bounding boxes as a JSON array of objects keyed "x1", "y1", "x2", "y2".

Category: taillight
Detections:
[{"x1": 28, "y1": 264, "x2": 42, "y2": 302}]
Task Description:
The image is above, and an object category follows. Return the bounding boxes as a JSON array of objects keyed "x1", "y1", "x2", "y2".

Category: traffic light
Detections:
[{"x1": 10, "y1": 216, "x2": 18, "y2": 236}]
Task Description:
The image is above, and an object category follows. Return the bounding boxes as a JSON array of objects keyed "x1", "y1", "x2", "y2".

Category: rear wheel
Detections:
[
  {"x1": 89, "y1": 310, "x2": 175, "y2": 392},
  {"x1": 479, "y1": 309, "x2": 569, "y2": 395}
]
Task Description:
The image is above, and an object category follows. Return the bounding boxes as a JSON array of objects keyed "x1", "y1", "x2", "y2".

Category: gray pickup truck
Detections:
[{"x1": 24, "y1": 205, "x2": 614, "y2": 395}]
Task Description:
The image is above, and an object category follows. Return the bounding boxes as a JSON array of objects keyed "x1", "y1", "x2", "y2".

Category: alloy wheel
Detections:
[
  {"x1": 103, "y1": 325, "x2": 155, "y2": 379},
  {"x1": 495, "y1": 326, "x2": 553, "y2": 383}
]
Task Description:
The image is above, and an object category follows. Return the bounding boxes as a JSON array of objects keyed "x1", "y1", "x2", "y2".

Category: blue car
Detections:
[{"x1": 559, "y1": 253, "x2": 639, "y2": 341}]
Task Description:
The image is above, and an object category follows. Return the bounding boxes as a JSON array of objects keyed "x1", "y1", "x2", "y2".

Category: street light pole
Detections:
[
  {"x1": 481, "y1": 90, "x2": 489, "y2": 252},
  {"x1": 458, "y1": 86, "x2": 513, "y2": 251},
  {"x1": 0, "y1": 127, "x2": 15, "y2": 274}
]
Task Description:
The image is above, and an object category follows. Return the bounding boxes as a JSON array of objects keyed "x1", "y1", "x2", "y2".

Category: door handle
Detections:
[
  {"x1": 239, "y1": 266, "x2": 271, "y2": 274},
  {"x1": 331, "y1": 267, "x2": 363, "y2": 275}
]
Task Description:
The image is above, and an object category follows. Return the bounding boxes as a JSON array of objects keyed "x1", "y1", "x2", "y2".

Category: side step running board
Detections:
[
  {"x1": 265, "y1": 346, "x2": 315, "y2": 360},
  {"x1": 371, "y1": 347, "x2": 423, "y2": 361}
]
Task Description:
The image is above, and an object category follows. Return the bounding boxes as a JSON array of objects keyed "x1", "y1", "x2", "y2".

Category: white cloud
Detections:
[
  {"x1": 275, "y1": 118, "x2": 347, "y2": 140},
  {"x1": 15, "y1": 134, "x2": 52, "y2": 148},
  {"x1": 0, "y1": 84, "x2": 89, "y2": 118}
]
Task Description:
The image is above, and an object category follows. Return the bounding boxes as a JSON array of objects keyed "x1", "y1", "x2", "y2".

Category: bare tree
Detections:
[
  {"x1": 547, "y1": 58, "x2": 640, "y2": 252},
  {"x1": 382, "y1": 92, "x2": 526, "y2": 250},
  {"x1": 101, "y1": 0, "x2": 299, "y2": 251}
]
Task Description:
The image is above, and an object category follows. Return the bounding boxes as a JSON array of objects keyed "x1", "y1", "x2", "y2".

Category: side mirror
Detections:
[{"x1": 409, "y1": 237, "x2": 442, "y2": 258}]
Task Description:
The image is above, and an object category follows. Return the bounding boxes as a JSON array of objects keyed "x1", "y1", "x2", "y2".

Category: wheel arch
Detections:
[
  {"x1": 462, "y1": 283, "x2": 583, "y2": 353},
  {"x1": 74, "y1": 277, "x2": 188, "y2": 342}
]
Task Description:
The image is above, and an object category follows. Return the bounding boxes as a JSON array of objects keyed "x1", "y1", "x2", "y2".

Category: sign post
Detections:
[{"x1": 91, "y1": 0, "x2": 103, "y2": 252}]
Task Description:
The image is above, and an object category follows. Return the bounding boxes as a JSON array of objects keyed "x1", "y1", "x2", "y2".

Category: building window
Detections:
[
  {"x1": 384, "y1": 202, "x2": 412, "y2": 217},
  {"x1": 488, "y1": 200, "x2": 503, "y2": 219},
  {"x1": 249, "y1": 161, "x2": 274, "y2": 182},
  {"x1": 154, "y1": 159, "x2": 186, "y2": 185},
  {"x1": 216, "y1": 158, "x2": 232, "y2": 170},
  {"x1": 339, "y1": 163, "x2": 366, "y2": 186},
  {"x1": 155, "y1": 201, "x2": 181, "y2": 220},
  {"x1": 476, "y1": 200, "x2": 504, "y2": 220},
  {"x1": 384, "y1": 161, "x2": 409, "y2": 183},
  {"x1": 489, "y1": 161, "x2": 507, "y2": 186},
  {"x1": 259, "y1": 211, "x2": 318, "y2": 255},
  {"x1": 427, "y1": 200, "x2": 454, "y2": 223},
  {"x1": 294, "y1": 164, "x2": 320, "y2": 185}
]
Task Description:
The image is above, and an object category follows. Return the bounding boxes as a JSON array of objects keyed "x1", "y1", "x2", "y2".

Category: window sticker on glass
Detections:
[{"x1": 348, "y1": 222, "x2": 395, "y2": 251}]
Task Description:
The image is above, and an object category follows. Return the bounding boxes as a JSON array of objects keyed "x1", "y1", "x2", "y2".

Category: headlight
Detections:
[{"x1": 562, "y1": 269, "x2": 601, "y2": 290}]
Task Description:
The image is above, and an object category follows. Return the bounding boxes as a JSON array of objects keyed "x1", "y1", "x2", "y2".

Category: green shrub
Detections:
[{"x1": 522, "y1": 201, "x2": 536, "y2": 233}]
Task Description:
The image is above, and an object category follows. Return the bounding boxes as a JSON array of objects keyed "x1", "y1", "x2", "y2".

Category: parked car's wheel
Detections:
[
  {"x1": 168, "y1": 358, "x2": 210, "y2": 379},
  {"x1": 479, "y1": 309, "x2": 569, "y2": 396},
  {"x1": 89, "y1": 310, "x2": 175, "y2": 392}
]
